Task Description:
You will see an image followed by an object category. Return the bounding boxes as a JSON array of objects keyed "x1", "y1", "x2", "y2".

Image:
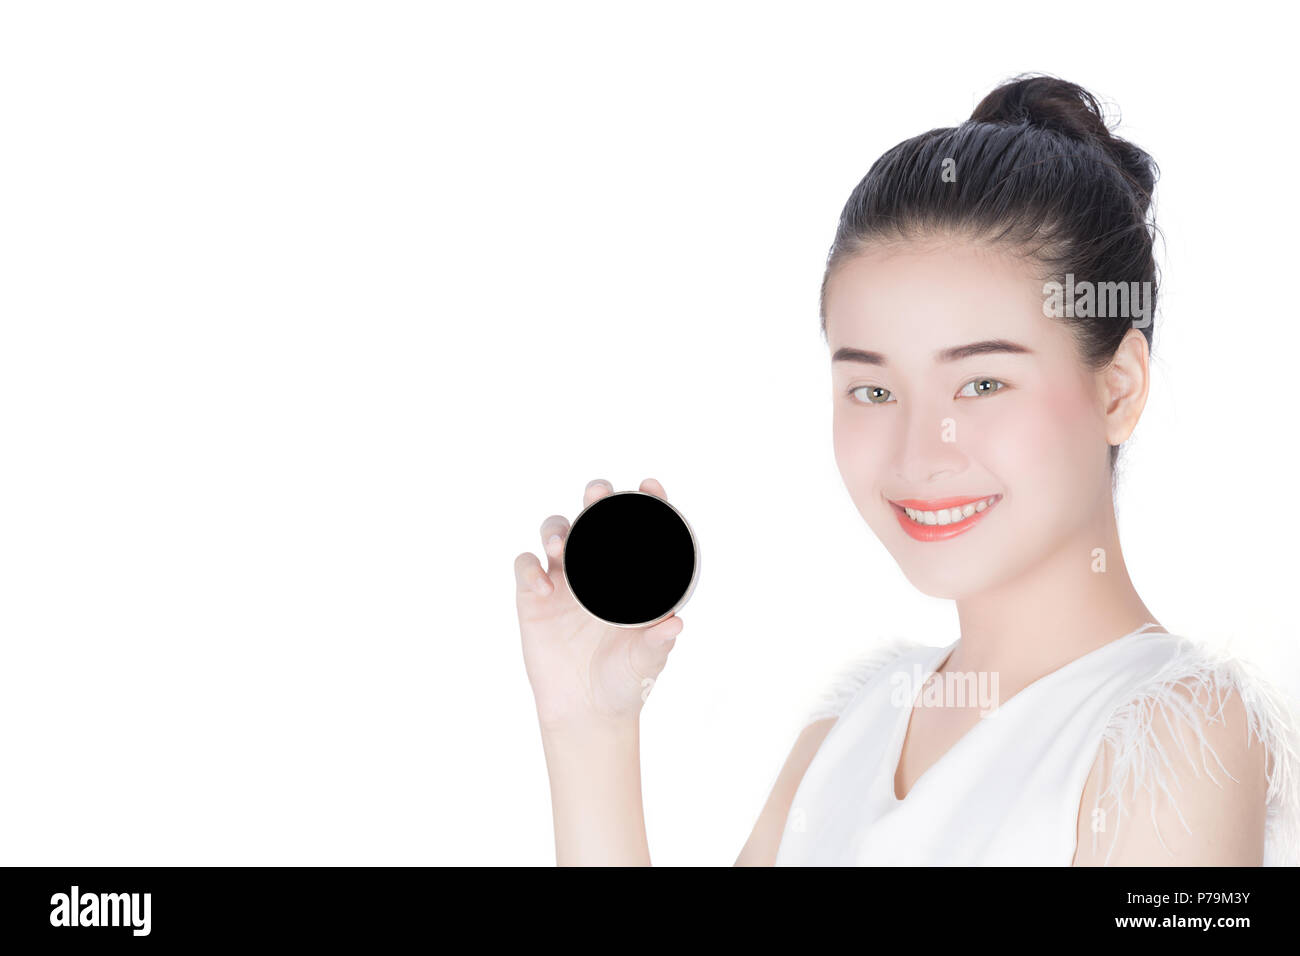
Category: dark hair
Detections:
[{"x1": 819, "y1": 74, "x2": 1161, "y2": 470}]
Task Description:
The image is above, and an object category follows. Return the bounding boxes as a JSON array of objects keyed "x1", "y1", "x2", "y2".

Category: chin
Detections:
[
  {"x1": 873, "y1": 520, "x2": 1016, "y2": 599},
  {"x1": 894, "y1": 559, "x2": 998, "y2": 600}
]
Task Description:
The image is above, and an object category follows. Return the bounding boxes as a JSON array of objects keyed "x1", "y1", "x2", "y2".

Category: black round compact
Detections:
[{"x1": 562, "y1": 490, "x2": 700, "y2": 628}]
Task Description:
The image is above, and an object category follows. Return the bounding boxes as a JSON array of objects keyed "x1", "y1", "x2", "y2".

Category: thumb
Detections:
[
  {"x1": 644, "y1": 614, "x2": 683, "y2": 647},
  {"x1": 628, "y1": 615, "x2": 684, "y2": 684}
]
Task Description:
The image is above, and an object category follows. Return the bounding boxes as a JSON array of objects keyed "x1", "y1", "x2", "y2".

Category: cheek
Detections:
[
  {"x1": 832, "y1": 409, "x2": 885, "y2": 508},
  {"x1": 988, "y1": 384, "x2": 1104, "y2": 494},
  {"x1": 832, "y1": 411, "x2": 851, "y2": 469},
  {"x1": 833, "y1": 408, "x2": 874, "y2": 479}
]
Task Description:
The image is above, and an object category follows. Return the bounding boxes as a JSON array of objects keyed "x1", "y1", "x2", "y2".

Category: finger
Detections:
[
  {"x1": 514, "y1": 551, "x2": 554, "y2": 597},
  {"x1": 583, "y1": 477, "x2": 614, "y2": 509},
  {"x1": 628, "y1": 616, "x2": 683, "y2": 689},
  {"x1": 539, "y1": 514, "x2": 571, "y2": 575},
  {"x1": 639, "y1": 477, "x2": 667, "y2": 500},
  {"x1": 643, "y1": 614, "x2": 683, "y2": 648}
]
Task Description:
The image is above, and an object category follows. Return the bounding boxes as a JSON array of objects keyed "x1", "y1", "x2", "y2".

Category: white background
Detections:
[{"x1": 1, "y1": 2, "x2": 1295, "y2": 865}]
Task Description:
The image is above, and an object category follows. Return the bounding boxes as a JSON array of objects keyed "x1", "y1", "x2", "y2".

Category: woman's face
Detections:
[{"x1": 826, "y1": 239, "x2": 1114, "y2": 599}]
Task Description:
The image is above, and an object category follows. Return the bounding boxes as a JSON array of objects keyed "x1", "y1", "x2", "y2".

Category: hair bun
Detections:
[{"x1": 970, "y1": 74, "x2": 1157, "y2": 210}]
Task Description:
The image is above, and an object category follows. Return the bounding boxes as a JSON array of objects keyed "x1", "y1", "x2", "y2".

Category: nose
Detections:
[{"x1": 892, "y1": 397, "x2": 968, "y2": 487}]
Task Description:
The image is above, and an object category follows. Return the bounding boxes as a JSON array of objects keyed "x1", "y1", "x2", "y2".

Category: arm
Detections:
[
  {"x1": 1073, "y1": 683, "x2": 1268, "y2": 866},
  {"x1": 540, "y1": 717, "x2": 650, "y2": 866},
  {"x1": 734, "y1": 717, "x2": 838, "y2": 866},
  {"x1": 518, "y1": 477, "x2": 684, "y2": 867}
]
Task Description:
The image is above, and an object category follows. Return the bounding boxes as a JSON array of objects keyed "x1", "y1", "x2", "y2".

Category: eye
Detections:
[
  {"x1": 956, "y1": 377, "x2": 1007, "y2": 399},
  {"x1": 846, "y1": 384, "x2": 895, "y2": 405}
]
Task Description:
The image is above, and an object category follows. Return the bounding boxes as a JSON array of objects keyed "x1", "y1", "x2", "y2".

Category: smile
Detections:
[{"x1": 887, "y1": 494, "x2": 1003, "y2": 542}]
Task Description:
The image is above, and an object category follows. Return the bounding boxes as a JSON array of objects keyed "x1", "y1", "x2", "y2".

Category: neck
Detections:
[{"x1": 948, "y1": 496, "x2": 1161, "y2": 680}]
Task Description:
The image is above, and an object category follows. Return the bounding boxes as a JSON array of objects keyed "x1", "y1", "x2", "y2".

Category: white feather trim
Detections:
[
  {"x1": 1086, "y1": 635, "x2": 1300, "y2": 866},
  {"x1": 800, "y1": 636, "x2": 929, "y2": 727}
]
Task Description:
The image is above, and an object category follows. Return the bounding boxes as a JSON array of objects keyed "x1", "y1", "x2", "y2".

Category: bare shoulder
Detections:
[
  {"x1": 1074, "y1": 676, "x2": 1269, "y2": 866},
  {"x1": 734, "y1": 717, "x2": 838, "y2": 866}
]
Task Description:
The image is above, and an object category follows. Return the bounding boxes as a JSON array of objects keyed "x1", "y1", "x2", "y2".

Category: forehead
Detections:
[{"x1": 825, "y1": 240, "x2": 1050, "y2": 353}]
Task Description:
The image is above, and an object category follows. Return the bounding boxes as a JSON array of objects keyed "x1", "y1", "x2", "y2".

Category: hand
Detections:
[{"x1": 514, "y1": 477, "x2": 685, "y2": 733}]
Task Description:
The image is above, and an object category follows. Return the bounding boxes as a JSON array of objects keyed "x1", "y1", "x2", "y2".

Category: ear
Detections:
[{"x1": 1099, "y1": 328, "x2": 1152, "y2": 448}]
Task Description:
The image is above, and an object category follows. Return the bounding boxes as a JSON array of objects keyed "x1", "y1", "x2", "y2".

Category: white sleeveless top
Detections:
[{"x1": 774, "y1": 623, "x2": 1300, "y2": 866}]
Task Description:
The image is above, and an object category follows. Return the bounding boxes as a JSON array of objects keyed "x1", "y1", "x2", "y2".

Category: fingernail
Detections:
[{"x1": 547, "y1": 534, "x2": 561, "y2": 551}]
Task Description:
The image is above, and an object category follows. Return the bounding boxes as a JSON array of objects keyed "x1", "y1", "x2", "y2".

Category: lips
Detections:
[
  {"x1": 887, "y1": 493, "x2": 1003, "y2": 542},
  {"x1": 892, "y1": 495, "x2": 994, "y2": 511}
]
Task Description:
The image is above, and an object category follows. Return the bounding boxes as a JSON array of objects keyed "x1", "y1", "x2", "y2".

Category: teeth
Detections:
[{"x1": 902, "y1": 496, "x2": 998, "y2": 526}]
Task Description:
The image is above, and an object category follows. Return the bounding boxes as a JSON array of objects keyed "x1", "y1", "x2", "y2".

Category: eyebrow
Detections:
[{"x1": 831, "y1": 339, "x2": 1035, "y2": 366}]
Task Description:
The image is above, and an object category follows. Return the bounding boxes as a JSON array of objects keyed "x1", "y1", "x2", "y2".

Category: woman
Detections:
[{"x1": 512, "y1": 74, "x2": 1300, "y2": 866}]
